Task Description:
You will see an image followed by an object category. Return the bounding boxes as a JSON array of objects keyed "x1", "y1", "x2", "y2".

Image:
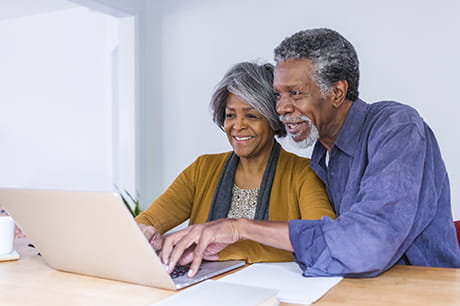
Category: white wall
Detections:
[
  {"x1": 0, "y1": 7, "x2": 118, "y2": 191},
  {"x1": 149, "y1": 0, "x2": 460, "y2": 218},
  {"x1": 2, "y1": 0, "x2": 459, "y2": 219}
]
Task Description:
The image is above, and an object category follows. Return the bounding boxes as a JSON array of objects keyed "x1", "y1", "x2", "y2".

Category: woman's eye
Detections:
[
  {"x1": 225, "y1": 113, "x2": 235, "y2": 118},
  {"x1": 246, "y1": 113, "x2": 261, "y2": 120}
]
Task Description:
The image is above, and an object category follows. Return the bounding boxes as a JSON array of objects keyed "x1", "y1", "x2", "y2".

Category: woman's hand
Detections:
[
  {"x1": 160, "y1": 219, "x2": 241, "y2": 277},
  {"x1": 138, "y1": 224, "x2": 164, "y2": 251},
  {"x1": 15, "y1": 226, "x2": 25, "y2": 239},
  {"x1": 1, "y1": 206, "x2": 25, "y2": 239}
]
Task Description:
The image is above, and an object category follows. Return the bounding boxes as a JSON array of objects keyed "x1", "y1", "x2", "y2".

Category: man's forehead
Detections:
[
  {"x1": 275, "y1": 59, "x2": 313, "y2": 73},
  {"x1": 274, "y1": 59, "x2": 313, "y2": 87}
]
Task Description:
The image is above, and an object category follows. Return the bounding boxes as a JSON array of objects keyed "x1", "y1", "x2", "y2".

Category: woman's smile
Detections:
[{"x1": 233, "y1": 135, "x2": 255, "y2": 142}]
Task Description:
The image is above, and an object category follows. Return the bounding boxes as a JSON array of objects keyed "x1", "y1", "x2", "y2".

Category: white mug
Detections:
[{"x1": 0, "y1": 216, "x2": 15, "y2": 255}]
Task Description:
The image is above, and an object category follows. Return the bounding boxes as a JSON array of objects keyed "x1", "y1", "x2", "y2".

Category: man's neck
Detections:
[{"x1": 319, "y1": 99, "x2": 353, "y2": 151}]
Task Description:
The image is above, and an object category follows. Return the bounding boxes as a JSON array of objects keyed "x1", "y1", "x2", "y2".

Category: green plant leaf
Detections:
[{"x1": 114, "y1": 184, "x2": 140, "y2": 217}]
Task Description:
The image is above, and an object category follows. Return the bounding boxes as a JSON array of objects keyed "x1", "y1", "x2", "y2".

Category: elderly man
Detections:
[{"x1": 160, "y1": 28, "x2": 460, "y2": 278}]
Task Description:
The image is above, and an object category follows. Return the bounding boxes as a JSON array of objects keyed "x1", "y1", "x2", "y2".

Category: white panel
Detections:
[
  {"x1": 0, "y1": 0, "x2": 77, "y2": 21},
  {"x1": 0, "y1": 7, "x2": 117, "y2": 191},
  {"x1": 113, "y1": 16, "x2": 136, "y2": 195}
]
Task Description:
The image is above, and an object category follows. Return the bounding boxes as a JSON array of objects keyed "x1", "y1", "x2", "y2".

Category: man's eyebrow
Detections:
[{"x1": 274, "y1": 84, "x2": 301, "y2": 91}]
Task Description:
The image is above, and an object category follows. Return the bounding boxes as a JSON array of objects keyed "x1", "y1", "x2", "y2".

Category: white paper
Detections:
[
  {"x1": 219, "y1": 262, "x2": 342, "y2": 305},
  {"x1": 152, "y1": 280, "x2": 279, "y2": 306}
]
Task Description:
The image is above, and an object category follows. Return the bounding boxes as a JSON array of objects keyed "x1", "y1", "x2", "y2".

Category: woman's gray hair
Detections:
[
  {"x1": 274, "y1": 28, "x2": 360, "y2": 101},
  {"x1": 210, "y1": 61, "x2": 286, "y2": 137}
]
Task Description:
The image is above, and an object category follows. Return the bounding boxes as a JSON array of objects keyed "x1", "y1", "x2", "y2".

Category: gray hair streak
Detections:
[{"x1": 210, "y1": 61, "x2": 286, "y2": 137}]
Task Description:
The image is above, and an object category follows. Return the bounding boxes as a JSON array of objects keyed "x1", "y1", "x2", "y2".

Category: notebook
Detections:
[
  {"x1": 0, "y1": 188, "x2": 245, "y2": 290},
  {"x1": 152, "y1": 279, "x2": 279, "y2": 306}
]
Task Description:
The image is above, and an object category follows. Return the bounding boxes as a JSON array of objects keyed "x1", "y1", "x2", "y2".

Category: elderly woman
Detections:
[{"x1": 135, "y1": 61, "x2": 334, "y2": 263}]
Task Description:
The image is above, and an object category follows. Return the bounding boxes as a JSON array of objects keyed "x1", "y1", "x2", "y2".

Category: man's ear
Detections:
[{"x1": 331, "y1": 80, "x2": 348, "y2": 108}]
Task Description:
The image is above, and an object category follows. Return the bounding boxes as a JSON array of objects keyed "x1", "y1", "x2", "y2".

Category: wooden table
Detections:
[
  {"x1": 1, "y1": 239, "x2": 460, "y2": 305},
  {"x1": 314, "y1": 265, "x2": 460, "y2": 305}
]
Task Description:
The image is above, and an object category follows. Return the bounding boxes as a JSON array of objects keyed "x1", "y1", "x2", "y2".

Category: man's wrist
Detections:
[{"x1": 235, "y1": 218, "x2": 250, "y2": 240}]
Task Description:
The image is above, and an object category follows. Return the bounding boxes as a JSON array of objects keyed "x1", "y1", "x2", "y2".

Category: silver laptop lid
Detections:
[{"x1": 0, "y1": 188, "x2": 244, "y2": 290}]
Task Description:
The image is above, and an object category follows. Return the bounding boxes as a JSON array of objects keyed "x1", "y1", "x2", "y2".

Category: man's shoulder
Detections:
[
  {"x1": 359, "y1": 100, "x2": 428, "y2": 145},
  {"x1": 368, "y1": 100, "x2": 420, "y2": 118},
  {"x1": 365, "y1": 100, "x2": 423, "y2": 128}
]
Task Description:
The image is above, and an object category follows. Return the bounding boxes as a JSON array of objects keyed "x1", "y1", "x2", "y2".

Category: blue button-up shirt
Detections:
[{"x1": 289, "y1": 99, "x2": 460, "y2": 277}]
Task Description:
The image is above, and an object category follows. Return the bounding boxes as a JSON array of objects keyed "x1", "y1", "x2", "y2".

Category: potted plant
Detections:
[{"x1": 115, "y1": 185, "x2": 142, "y2": 217}]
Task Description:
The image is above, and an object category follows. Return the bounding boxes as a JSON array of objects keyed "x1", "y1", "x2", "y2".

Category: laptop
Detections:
[{"x1": 0, "y1": 188, "x2": 245, "y2": 290}]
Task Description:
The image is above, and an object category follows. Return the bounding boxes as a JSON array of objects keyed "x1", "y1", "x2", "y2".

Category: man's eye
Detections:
[
  {"x1": 225, "y1": 113, "x2": 235, "y2": 118},
  {"x1": 274, "y1": 92, "x2": 281, "y2": 100},
  {"x1": 290, "y1": 90, "x2": 301, "y2": 96}
]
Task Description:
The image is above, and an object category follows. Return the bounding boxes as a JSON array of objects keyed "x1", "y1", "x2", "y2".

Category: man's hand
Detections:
[
  {"x1": 138, "y1": 224, "x2": 164, "y2": 251},
  {"x1": 160, "y1": 218, "x2": 241, "y2": 277}
]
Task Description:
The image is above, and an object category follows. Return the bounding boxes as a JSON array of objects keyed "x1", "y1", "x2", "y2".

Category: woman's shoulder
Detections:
[
  {"x1": 276, "y1": 148, "x2": 322, "y2": 183},
  {"x1": 278, "y1": 147, "x2": 311, "y2": 167},
  {"x1": 191, "y1": 151, "x2": 232, "y2": 169},
  {"x1": 195, "y1": 151, "x2": 232, "y2": 161}
]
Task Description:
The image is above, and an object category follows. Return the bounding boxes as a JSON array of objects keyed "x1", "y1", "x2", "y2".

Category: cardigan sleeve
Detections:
[
  {"x1": 218, "y1": 240, "x2": 295, "y2": 263},
  {"x1": 297, "y1": 164, "x2": 336, "y2": 220},
  {"x1": 135, "y1": 158, "x2": 199, "y2": 234}
]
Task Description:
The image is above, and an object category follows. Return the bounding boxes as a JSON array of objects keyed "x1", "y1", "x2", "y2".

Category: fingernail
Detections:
[
  {"x1": 163, "y1": 264, "x2": 169, "y2": 271},
  {"x1": 187, "y1": 269, "x2": 194, "y2": 277}
]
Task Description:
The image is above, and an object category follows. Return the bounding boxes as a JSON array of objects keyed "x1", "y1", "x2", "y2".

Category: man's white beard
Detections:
[{"x1": 283, "y1": 115, "x2": 319, "y2": 150}]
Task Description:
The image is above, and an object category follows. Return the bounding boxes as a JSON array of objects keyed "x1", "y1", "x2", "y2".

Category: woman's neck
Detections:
[{"x1": 234, "y1": 144, "x2": 274, "y2": 189}]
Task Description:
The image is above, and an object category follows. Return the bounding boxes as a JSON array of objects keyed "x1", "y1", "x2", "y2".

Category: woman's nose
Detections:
[{"x1": 233, "y1": 117, "x2": 246, "y2": 130}]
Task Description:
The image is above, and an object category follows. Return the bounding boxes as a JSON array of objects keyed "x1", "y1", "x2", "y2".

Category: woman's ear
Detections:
[{"x1": 331, "y1": 80, "x2": 348, "y2": 108}]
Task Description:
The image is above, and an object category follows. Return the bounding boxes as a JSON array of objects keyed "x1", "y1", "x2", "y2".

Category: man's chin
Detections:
[
  {"x1": 281, "y1": 119, "x2": 319, "y2": 150},
  {"x1": 286, "y1": 133, "x2": 316, "y2": 150},
  {"x1": 291, "y1": 134, "x2": 307, "y2": 143}
]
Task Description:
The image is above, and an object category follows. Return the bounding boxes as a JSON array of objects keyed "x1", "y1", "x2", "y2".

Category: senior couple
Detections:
[{"x1": 136, "y1": 28, "x2": 460, "y2": 278}]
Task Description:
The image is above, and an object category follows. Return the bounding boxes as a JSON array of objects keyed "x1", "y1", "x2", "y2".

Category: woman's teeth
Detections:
[{"x1": 235, "y1": 136, "x2": 252, "y2": 141}]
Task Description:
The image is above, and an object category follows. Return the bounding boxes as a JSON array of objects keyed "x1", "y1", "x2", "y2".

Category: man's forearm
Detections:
[{"x1": 236, "y1": 218, "x2": 293, "y2": 252}]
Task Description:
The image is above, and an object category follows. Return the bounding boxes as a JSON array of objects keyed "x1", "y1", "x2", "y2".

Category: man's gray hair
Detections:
[
  {"x1": 274, "y1": 28, "x2": 360, "y2": 101},
  {"x1": 210, "y1": 61, "x2": 286, "y2": 137}
]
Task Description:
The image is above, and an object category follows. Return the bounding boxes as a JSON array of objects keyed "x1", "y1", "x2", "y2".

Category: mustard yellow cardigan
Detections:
[{"x1": 136, "y1": 147, "x2": 335, "y2": 263}]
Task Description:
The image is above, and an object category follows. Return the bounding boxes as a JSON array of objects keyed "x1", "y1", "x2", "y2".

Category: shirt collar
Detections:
[
  {"x1": 310, "y1": 99, "x2": 368, "y2": 178},
  {"x1": 332, "y1": 99, "x2": 368, "y2": 157}
]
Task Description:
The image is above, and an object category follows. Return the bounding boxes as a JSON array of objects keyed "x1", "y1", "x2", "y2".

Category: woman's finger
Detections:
[
  {"x1": 160, "y1": 226, "x2": 192, "y2": 267},
  {"x1": 165, "y1": 227, "x2": 202, "y2": 274}
]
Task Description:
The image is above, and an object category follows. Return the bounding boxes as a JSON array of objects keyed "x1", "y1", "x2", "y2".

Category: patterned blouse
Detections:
[{"x1": 227, "y1": 184, "x2": 259, "y2": 219}]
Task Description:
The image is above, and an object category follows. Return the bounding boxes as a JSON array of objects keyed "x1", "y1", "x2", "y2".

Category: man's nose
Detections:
[{"x1": 276, "y1": 96, "x2": 294, "y2": 116}]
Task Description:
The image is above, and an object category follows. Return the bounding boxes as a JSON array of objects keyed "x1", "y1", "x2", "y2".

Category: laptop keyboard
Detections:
[
  {"x1": 170, "y1": 264, "x2": 191, "y2": 279},
  {"x1": 170, "y1": 264, "x2": 203, "y2": 279}
]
